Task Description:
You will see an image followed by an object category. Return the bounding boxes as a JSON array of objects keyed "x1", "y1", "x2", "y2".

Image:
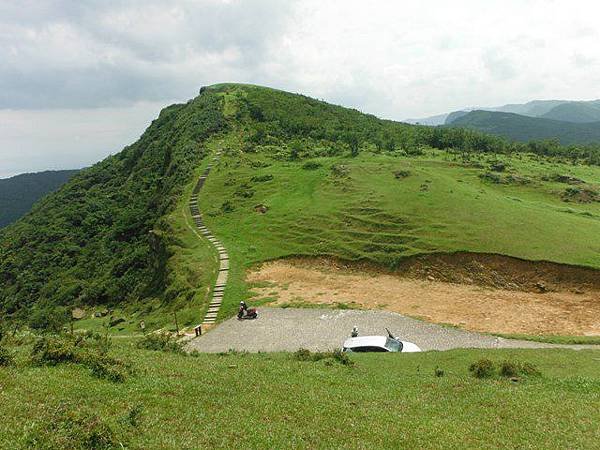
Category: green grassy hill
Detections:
[
  {"x1": 449, "y1": 110, "x2": 600, "y2": 145},
  {"x1": 1, "y1": 83, "x2": 599, "y2": 331},
  {"x1": 0, "y1": 170, "x2": 79, "y2": 228}
]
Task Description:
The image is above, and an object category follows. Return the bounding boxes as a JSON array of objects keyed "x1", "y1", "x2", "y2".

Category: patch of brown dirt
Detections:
[{"x1": 247, "y1": 256, "x2": 600, "y2": 336}]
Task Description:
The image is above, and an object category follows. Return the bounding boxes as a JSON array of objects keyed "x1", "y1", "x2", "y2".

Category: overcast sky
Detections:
[{"x1": 2, "y1": 0, "x2": 600, "y2": 177}]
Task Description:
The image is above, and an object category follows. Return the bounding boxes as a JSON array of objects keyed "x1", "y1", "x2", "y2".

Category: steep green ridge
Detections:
[
  {"x1": 1, "y1": 83, "x2": 599, "y2": 329},
  {"x1": 0, "y1": 91, "x2": 226, "y2": 325},
  {"x1": 0, "y1": 170, "x2": 79, "y2": 228},
  {"x1": 449, "y1": 110, "x2": 600, "y2": 145}
]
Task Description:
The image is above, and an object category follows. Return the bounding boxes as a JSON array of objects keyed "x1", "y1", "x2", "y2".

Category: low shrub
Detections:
[
  {"x1": 302, "y1": 161, "x2": 322, "y2": 170},
  {"x1": 544, "y1": 174, "x2": 583, "y2": 184},
  {"x1": 136, "y1": 333, "x2": 183, "y2": 354},
  {"x1": 293, "y1": 348, "x2": 354, "y2": 366},
  {"x1": 479, "y1": 172, "x2": 503, "y2": 184},
  {"x1": 480, "y1": 172, "x2": 531, "y2": 185},
  {"x1": 332, "y1": 349, "x2": 354, "y2": 366},
  {"x1": 435, "y1": 368, "x2": 445, "y2": 377},
  {"x1": 250, "y1": 160, "x2": 271, "y2": 169},
  {"x1": 330, "y1": 164, "x2": 349, "y2": 177},
  {"x1": 221, "y1": 201, "x2": 235, "y2": 213},
  {"x1": 561, "y1": 186, "x2": 599, "y2": 203},
  {"x1": 469, "y1": 358, "x2": 541, "y2": 380},
  {"x1": 499, "y1": 360, "x2": 519, "y2": 378},
  {"x1": 30, "y1": 335, "x2": 78, "y2": 366},
  {"x1": 394, "y1": 170, "x2": 411, "y2": 179},
  {"x1": 405, "y1": 146, "x2": 425, "y2": 156},
  {"x1": 126, "y1": 404, "x2": 144, "y2": 428},
  {"x1": 519, "y1": 362, "x2": 541, "y2": 376},
  {"x1": 0, "y1": 345, "x2": 14, "y2": 367},
  {"x1": 82, "y1": 352, "x2": 129, "y2": 383},
  {"x1": 293, "y1": 348, "x2": 312, "y2": 361},
  {"x1": 28, "y1": 306, "x2": 70, "y2": 333},
  {"x1": 490, "y1": 161, "x2": 506, "y2": 172},
  {"x1": 30, "y1": 333, "x2": 129, "y2": 382},
  {"x1": 234, "y1": 183, "x2": 255, "y2": 198},
  {"x1": 469, "y1": 358, "x2": 496, "y2": 378},
  {"x1": 500, "y1": 360, "x2": 541, "y2": 378},
  {"x1": 250, "y1": 174, "x2": 274, "y2": 182}
]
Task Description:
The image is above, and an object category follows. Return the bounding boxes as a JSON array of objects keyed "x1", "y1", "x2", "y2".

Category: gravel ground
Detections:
[{"x1": 186, "y1": 307, "x2": 598, "y2": 353}]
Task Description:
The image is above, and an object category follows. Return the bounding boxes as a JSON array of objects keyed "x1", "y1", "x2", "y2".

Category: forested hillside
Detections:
[
  {"x1": 0, "y1": 91, "x2": 225, "y2": 325},
  {"x1": 540, "y1": 101, "x2": 600, "y2": 123},
  {"x1": 1, "y1": 84, "x2": 599, "y2": 329},
  {"x1": 0, "y1": 170, "x2": 79, "y2": 228},
  {"x1": 417, "y1": 99, "x2": 600, "y2": 128},
  {"x1": 449, "y1": 110, "x2": 600, "y2": 145}
]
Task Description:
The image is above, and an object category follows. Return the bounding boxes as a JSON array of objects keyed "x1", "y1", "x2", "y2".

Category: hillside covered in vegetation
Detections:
[
  {"x1": 0, "y1": 170, "x2": 79, "y2": 228},
  {"x1": 448, "y1": 110, "x2": 600, "y2": 145},
  {"x1": 540, "y1": 100, "x2": 600, "y2": 122},
  {"x1": 410, "y1": 99, "x2": 600, "y2": 126},
  {"x1": 1, "y1": 84, "x2": 599, "y2": 330}
]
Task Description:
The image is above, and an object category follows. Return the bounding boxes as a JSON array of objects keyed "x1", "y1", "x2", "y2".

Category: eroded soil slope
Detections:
[{"x1": 247, "y1": 255, "x2": 600, "y2": 336}]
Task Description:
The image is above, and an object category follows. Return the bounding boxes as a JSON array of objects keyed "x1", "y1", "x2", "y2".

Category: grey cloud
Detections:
[{"x1": 0, "y1": 0, "x2": 298, "y2": 109}]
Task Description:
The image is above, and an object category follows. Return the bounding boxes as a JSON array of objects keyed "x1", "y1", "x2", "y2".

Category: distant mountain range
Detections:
[
  {"x1": 448, "y1": 111, "x2": 600, "y2": 145},
  {"x1": 406, "y1": 99, "x2": 600, "y2": 144},
  {"x1": 0, "y1": 170, "x2": 79, "y2": 228}
]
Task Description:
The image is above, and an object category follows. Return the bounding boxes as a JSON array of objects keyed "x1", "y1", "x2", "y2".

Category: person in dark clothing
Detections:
[{"x1": 238, "y1": 301, "x2": 248, "y2": 318}]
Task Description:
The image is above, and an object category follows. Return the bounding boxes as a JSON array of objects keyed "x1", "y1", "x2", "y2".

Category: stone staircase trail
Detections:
[{"x1": 189, "y1": 152, "x2": 229, "y2": 327}]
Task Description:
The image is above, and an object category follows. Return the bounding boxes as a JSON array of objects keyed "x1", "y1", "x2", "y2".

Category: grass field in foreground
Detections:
[{"x1": 0, "y1": 340, "x2": 599, "y2": 448}]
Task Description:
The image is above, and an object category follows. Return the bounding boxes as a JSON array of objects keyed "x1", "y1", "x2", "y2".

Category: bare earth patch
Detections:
[{"x1": 247, "y1": 258, "x2": 600, "y2": 336}]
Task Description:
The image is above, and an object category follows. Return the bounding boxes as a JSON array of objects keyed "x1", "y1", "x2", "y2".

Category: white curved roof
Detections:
[{"x1": 343, "y1": 336, "x2": 388, "y2": 348}]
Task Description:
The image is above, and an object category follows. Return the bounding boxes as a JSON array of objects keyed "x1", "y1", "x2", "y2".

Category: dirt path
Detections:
[{"x1": 247, "y1": 259, "x2": 600, "y2": 336}]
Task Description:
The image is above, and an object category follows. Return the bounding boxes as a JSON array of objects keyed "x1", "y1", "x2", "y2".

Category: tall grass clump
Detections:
[
  {"x1": 469, "y1": 358, "x2": 542, "y2": 380},
  {"x1": 136, "y1": 332, "x2": 184, "y2": 354},
  {"x1": 29, "y1": 332, "x2": 129, "y2": 382},
  {"x1": 293, "y1": 348, "x2": 354, "y2": 366},
  {"x1": 499, "y1": 360, "x2": 541, "y2": 378},
  {"x1": 469, "y1": 358, "x2": 496, "y2": 378}
]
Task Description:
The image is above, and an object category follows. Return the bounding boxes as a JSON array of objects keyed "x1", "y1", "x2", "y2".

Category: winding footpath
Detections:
[{"x1": 189, "y1": 153, "x2": 229, "y2": 327}]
